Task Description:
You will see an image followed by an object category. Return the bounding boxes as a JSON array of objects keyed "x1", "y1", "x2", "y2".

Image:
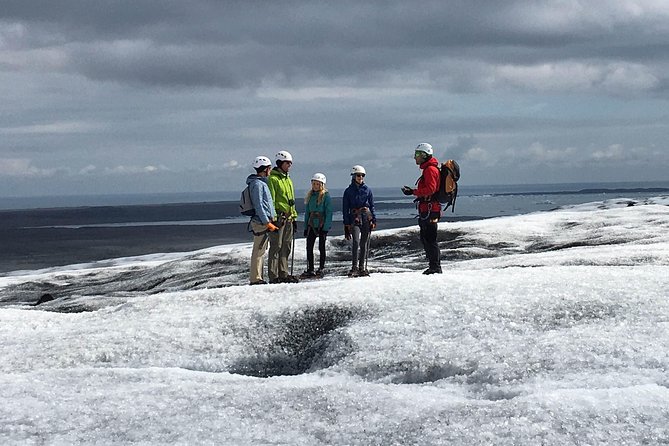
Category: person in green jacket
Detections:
[
  {"x1": 300, "y1": 173, "x2": 332, "y2": 279},
  {"x1": 267, "y1": 150, "x2": 299, "y2": 283}
]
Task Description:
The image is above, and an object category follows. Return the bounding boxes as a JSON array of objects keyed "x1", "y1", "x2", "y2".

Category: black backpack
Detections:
[{"x1": 433, "y1": 159, "x2": 460, "y2": 212}]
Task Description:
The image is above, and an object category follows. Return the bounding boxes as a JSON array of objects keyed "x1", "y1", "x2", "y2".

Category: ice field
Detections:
[{"x1": 1, "y1": 196, "x2": 669, "y2": 445}]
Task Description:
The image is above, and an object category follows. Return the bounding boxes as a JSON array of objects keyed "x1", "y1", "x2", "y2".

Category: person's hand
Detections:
[
  {"x1": 370, "y1": 222, "x2": 377, "y2": 230},
  {"x1": 292, "y1": 220, "x2": 298, "y2": 231},
  {"x1": 266, "y1": 222, "x2": 279, "y2": 232},
  {"x1": 319, "y1": 229, "x2": 328, "y2": 236},
  {"x1": 303, "y1": 228, "x2": 308, "y2": 237},
  {"x1": 401, "y1": 186, "x2": 414, "y2": 196},
  {"x1": 344, "y1": 225, "x2": 352, "y2": 240}
]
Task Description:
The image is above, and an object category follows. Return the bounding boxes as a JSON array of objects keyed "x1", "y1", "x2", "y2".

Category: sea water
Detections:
[{"x1": 3, "y1": 181, "x2": 668, "y2": 222}]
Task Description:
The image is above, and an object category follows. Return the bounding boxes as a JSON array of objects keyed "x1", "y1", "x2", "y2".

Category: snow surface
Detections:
[{"x1": 1, "y1": 196, "x2": 669, "y2": 445}]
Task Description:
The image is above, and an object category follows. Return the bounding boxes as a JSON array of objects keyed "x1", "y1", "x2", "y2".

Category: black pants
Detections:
[
  {"x1": 418, "y1": 217, "x2": 440, "y2": 269},
  {"x1": 306, "y1": 228, "x2": 327, "y2": 271}
]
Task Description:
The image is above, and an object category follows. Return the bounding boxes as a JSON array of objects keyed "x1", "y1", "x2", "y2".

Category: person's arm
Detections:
[
  {"x1": 342, "y1": 188, "x2": 352, "y2": 239},
  {"x1": 368, "y1": 188, "x2": 376, "y2": 223},
  {"x1": 323, "y1": 192, "x2": 333, "y2": 232},
  {"x1": 289, "y1": 179, "x2": 298, "y2": 220},
  {"x1": 267, "y1": 174, "x2": 278, "y2": 205},
  {"x1": 250, "y1": 181, "x2": 270, "y2": 225},
  {"x1": 303, "y1": 193, "x2": 310, "y2": 227},
  {"x1": 342, "y1": 189, "x2": 351, "y2": 225}
]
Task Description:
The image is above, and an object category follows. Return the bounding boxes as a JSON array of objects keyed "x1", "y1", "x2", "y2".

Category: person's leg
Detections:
[
  {"x1": 317, "y1": 231, "x2": 327, "y2": 271},
  {"x1": 426, "y1": 221, "x2": 440, "y2": 269},
  {"x1": 418, "y1": 219, "x2": 428, "y2": 261},
  {"x1": 351, "y1": 225, "x2": 361, "y2": 271},
  {"x1": 358, "y1": 225, "x2": 370, "y2": 271},
  {"x1": 278, "y1": 220, "x2": 294, "y2": 278},
  {"x1": 250, "y1": 222, "x2": 269, "y2": 283},
  {"x1": 306, "y1": 228, "x2": 316, "y2": 272},
  {"x1": 419, "y1": 218, "x2": 441, "y2": 272},
  {"x1": 268, "y1": 223, "x2": 283, "y2": 281}
]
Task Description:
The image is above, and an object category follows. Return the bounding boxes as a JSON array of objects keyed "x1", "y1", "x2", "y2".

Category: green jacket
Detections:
[{"x1": 268, "y1": 167, "x2": 298, "y2": 220}]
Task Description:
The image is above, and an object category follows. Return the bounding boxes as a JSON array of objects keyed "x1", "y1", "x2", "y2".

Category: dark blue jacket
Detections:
[{"x1": 342, "y1": 181, "x2": 376, "y2": 226}]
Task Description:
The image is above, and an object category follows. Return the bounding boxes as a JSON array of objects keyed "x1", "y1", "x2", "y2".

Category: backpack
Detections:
[
  {"x1": 239, "y1": 185, "x2": 255, "y2": 216},
  {"x1": 433, "y1": 159, "x2": 460, "y2": 212}
]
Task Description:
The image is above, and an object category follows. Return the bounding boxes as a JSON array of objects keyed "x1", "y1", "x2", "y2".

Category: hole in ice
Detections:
[{"x1": 229, "y1": 305, "x2": 359, "y2": 377}]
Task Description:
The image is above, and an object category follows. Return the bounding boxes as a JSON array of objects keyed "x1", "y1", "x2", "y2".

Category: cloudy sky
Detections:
[{"x1": 1, "y1": 0, "x2": 668, "y2": 197}]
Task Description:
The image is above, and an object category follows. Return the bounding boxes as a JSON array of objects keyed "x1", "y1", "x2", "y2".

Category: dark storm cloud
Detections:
[{"x1": 4, "y1": 0, "x2": 668, "y2": 90}]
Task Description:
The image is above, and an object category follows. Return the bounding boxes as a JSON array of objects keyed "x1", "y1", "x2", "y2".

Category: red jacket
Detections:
[{"x1": 413, "y1": 156, "x2": 441, "y2": 214}]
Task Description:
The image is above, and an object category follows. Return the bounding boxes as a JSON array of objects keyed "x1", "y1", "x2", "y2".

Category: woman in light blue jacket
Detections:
[{"x1": 301, "y1": 173, "x2": 332, "y2": 278}]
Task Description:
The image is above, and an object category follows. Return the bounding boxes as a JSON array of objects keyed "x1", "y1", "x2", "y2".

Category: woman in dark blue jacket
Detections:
[{"x1": 342, "y1": 165, "x2": 376, "y2": 277}]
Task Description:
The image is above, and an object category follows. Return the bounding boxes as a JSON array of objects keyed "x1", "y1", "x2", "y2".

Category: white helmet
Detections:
[
  {"x1": 275, "y1": 150, "x2": 293, "y2": 163},
  {"x1": 415, "y1": 143, "x2": 433, "y2": 156},
  {"x1": 252, "y1": 156, "x2": 272, "y2": 169},
  {"x1": 351, "y1": 165, "x2": 366, "y2": 176},
  {"x1": 311, "y1": 173, "x2": 326, "y2": 184}
]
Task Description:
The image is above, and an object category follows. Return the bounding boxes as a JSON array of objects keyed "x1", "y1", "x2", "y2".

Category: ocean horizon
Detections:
[{"x1": 3, "y1": 180, "x2": 669, "y2": 211}]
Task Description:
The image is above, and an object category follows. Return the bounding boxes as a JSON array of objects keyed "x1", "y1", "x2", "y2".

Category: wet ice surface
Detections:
[{"x1": 1, "y1": 196, "x2": 669, "y2": 445}]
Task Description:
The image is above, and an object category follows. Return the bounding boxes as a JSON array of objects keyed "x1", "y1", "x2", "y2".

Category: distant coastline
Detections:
[{"x1": 493, "y1": 187, "x2": 669, "y2": 197}]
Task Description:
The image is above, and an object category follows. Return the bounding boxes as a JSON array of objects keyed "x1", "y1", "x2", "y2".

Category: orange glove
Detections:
[
  {"x1": 344, "y1": 225, "x2": 352, "y2": 240},
  {"x1": 266, "y1": 222, "x2": 279, "y2": 232},
  {"x1": 370, "y1": 222, "x2": 377, "y2": 230}
]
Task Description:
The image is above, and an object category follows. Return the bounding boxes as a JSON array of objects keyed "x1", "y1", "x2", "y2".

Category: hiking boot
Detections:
[
  {"x1": 358, "y1": 269, "x2": 370, "y2": 277},
  {"x1": 422, "y1": 267, "x2": 442, "y2": 275},
  {"x1": 348, "y1": 268, "x2": 359, "y2": 277},
  {"x1": 315, "y1": 268, "x2": 325, "y2": 278},
  {"x1": 250, "y1": 279, "x2": 267, "y2": 286},
  {"x1": 281, "y1": 275, "x2": 300, "y2": 283},
  {"x1": 299, "y1": 270, "x2": 316, "y2": 279},
  {"x1": 269, "y1": 278, "x2": 282, "y2": 284}
]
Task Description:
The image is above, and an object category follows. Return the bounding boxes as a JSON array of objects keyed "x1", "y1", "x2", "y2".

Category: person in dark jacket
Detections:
[
  {"x1": 402, "y1": 143, "x2": 442, "y2": 274},
  {"x1": 300, "y1": 173, "x2": 332, "y2": 278},
  {"x1": 343, "y1": 165, "x2": 376, "y2": 277}
]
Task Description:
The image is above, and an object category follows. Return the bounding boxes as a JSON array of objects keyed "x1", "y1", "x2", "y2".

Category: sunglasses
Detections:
[{"x1": 355, "y1": 173, "x2": 365, "y2": 177}]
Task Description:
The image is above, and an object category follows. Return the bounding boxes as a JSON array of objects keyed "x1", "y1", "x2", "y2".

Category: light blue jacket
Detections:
[
  {"x1": 247, "y1": 174, "x2": 276, "y2": 225},
  {"x1": 304, "y1": 191, "x2": 333, "y2": 232}
]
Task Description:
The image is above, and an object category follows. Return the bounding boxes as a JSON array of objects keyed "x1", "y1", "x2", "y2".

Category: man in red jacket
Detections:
[{"x1": 402, "y1": 143, "x2": 442, "y2": 274}]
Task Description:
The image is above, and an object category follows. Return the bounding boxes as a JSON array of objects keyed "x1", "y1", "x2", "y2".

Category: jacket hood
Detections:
[{"x1": 246, "y1": 174, "x2": 266, "y2": 185}]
